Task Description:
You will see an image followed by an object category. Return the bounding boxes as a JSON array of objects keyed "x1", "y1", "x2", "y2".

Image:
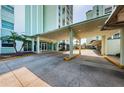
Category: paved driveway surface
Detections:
[{"x1": 0, "y1": 50, "x2": 124, "y2": 87}]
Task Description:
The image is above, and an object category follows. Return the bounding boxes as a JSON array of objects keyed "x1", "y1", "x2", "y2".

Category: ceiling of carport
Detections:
[{"x1": 33, "y1": 14, "x2": 120, "y2": 42}]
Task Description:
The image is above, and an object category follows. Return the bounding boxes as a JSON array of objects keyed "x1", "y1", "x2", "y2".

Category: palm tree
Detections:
[{"x1": 0, "y1": 31, "x2": 30, "y2": 53}]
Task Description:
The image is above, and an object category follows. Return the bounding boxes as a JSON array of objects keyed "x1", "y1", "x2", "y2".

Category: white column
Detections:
[
  {"x1": 101, "y1": 35, "x2": 107, "y2": 55},
  {"x1": 36, "y1": 36, "x2": 40, "y2": 53},
  {"x1": 79, "y1": 39, "x2": 81, "y2": 55},
  {"x1": 52, "y1": 43, "x2": 54, "y2": 51},
  {"x1": 56, "y1": 42, "x2": 59, "y2": 51},
  {"x1": 40, "y1": 42, "x2": 42, "y2": 52},
  {"x1": 69, "y1": 29, "x2": 73, "y2": 57},
  {"x1": 32, "y1": 38, "x2": 34, "y2": 52},
  {"x1": 120, "y1": 28, "x2": 124, "y2": 65}
]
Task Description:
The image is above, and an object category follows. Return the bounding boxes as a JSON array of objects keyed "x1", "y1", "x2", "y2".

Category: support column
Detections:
[
  {"x1": 69, "y1": 29, "x2": 73, "y2": 57},
  {"x1": 56, "y1": 42, "x2": 59, "y2": 51},
  {"x1": 40, "y1": 42, "x2": 42, "y2": 52},
  {"x1": 79, "y1": 39, "x2": 81, "y2": 55},
  {"x1": 32, "y1": 38, "x2": 34, "y2": 52},
  {"x1": 120, "y1": 28, "x2": 124, "y2": 65},
  {"x1": 36, "y1": 36, "x2": 40, "y2": 53},
  {"x1": 101, "y1": 35, "x2": 107, "y2": 55},
  {"x1": 52, "y1": 43, "x2": 54, "y2": 51}
]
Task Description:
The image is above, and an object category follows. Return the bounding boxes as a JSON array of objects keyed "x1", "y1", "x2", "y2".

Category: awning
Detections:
[
  {"x1": 32, "y1": 14, "x2": 119, "y2": 42},
  {"x1": 102, "y1": 5, "x2": 124, "y2": 30}
]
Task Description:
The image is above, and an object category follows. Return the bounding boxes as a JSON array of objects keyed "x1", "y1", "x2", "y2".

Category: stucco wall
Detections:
[
  {"x1": 43, "y1": 5, "x2": 58, "y2": 32},
  {"x1": 107, "y1": 39, "x2": 120, "y2": 55}
]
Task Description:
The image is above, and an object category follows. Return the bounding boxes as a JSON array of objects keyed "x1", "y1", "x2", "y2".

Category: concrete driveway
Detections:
[{"x1": 0, "y1": 49, "x2": 124, "y2": 87}]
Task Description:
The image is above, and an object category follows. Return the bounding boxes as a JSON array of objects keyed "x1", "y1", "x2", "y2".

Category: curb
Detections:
[
  {"x1": 104, "y1": 56, "x2": 124, "y2": 69},
  {"x1": 64, "y1": 54, "x2": 80, "y2": 61}
]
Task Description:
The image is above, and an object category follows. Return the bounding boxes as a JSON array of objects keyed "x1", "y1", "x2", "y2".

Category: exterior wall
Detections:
[
  {"x1": 25, "y1": 5, "x2": 44, "y2": 35},
  {"x1": 43, "y1": 5, "x2": 58, "y2": 32},
  {"x1": 38, "y1": 6, "x2": 43, "y2": 34},
  {"x1": 25, "y1": 5, "x2": 73, "y2": 35},
  {"x1": 25, "y1": 5, "x2": 31, "y2": 35},
  {"x1": 107, "y1": 39, "x2": 120, "y2": 55},
  {"x1": 0, "y1": 6, "x2": 1, "y2": 53},
  {"x1": 0, "y1": 5, "x2": 15, "y2": 54}
]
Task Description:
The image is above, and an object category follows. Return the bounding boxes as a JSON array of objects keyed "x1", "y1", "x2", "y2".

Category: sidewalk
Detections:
[{"x1": 0, "y1": 67, "x2": 50, "y2": 87}]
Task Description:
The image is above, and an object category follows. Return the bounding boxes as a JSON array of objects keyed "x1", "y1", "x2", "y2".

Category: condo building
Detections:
[
  {"x1": 0, "y1": 5, "x2": 15, "y2": 54},
  {"x1": 25, "y1": 5, "x2": 73, "y2": 52}
]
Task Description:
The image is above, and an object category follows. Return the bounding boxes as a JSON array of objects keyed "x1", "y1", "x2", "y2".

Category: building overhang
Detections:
[
  {"x1": 32, "y1": 14, "x2": 119, "y2": 42},
  {"x1": 101, "y1": 5, "x2": 124, "y2": 30}
]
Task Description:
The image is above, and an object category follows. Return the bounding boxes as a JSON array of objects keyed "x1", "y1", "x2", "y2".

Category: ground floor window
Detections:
[
  {"x1": 2, "y1": 40, "x2": 14, "y2": 47},
  {"x1": 24, "y1": 41, "x2": 32, "y2": 51}
]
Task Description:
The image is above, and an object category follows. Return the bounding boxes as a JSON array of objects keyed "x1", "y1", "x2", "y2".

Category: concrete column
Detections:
[
  {"x1": 69, "y1": 29, "x2": 74, "y2": 57},
  {"x1": 79, "y1": 39, "x2": 81, "y2": 55},
  {"x1": 52, "y1": 43, "x2": 54, "y2": 51},
  {"x1": 56, "y1": 42, "x2": 59, "y2": 51},
  {"x1": 120, "y1": 28, "x2": 124, "y2": 65},
  {"x1": 32, "y1": 38, "x2": 34, "y2": 52},
  {"x1": 40, "y1": 42, "x2": 42, "y2": 52},
  {"x1": 36, "y1": 36, "x2": 40, "y2": 53},
  {"x1": 101, "y1": 35, "x2": 107, "y2": 55}
]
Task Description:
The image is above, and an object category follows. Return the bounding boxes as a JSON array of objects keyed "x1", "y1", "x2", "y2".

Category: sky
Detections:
[{"x1": 73, "y1": 5, "x2": 93, "y2": 23}]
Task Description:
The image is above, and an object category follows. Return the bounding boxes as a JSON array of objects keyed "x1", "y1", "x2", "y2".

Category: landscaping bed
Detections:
[{"x1": 0, "y1": 52, "x2": 35, "y2": 61}]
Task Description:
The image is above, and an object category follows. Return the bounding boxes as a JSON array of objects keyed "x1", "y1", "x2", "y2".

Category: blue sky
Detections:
[{"x1": 73, "y1": 5, "x2": 93, "y2": 23}]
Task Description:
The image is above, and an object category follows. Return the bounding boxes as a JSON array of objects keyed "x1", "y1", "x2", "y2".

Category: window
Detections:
[
  {"x1": 113, "y1": 33, "x2": 120, "y2": 39},
  {"x1": 24, "y1": 41, "x2": 32, "y2": 51},
  {"x1": 96, "y1": 6, "x2": 99, "y2": 16},
  {"x1": 105, "y1": 7, "x2": 112, "y2": 14},
  {"x1": 58, "y1": 6, "x2": 60, "y2": 10},
  {"x1": 2, "y1": 40, "x2": 14, "y2": 47},
  {"x1": 62, "y1": 19, "x2": 65, "y2": 26},
  {"x1": 2, "y1": 20, "x2": 14, "y2": 30},
  {"x1": 62, "y1": 7, "x2": 65, "y2": 14},
  {"x1": 2, "y1": 5, "x2": 14, "y2": 14}
]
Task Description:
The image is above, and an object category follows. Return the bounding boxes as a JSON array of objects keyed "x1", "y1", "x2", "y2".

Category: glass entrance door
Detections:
[{"x1": 42, "y1": 43, "x2": 47, "y2": 51}]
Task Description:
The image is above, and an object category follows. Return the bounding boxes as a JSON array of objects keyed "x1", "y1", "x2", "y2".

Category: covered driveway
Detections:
[{"x1": 32, "y1": 14, "x2": 119, "y2": 60}]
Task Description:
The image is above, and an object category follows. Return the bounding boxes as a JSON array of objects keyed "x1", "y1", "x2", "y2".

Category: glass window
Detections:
[
  {"x1": 113, "y1": 33, "x2": 120, "y2": 39},
  {"x1": 2, "y1": 40, "x2": 14, "y2": 47},
  {"x1": 105, "y1": 7, "x2": 112, "y2": 14},
  {"x1": 2, "y1": 20, "x2": 14, "y2": 30},
  {"x1": 63, "y1": 19, "x2": 65, "y2": 26},
  {"x1": 2, "y1": 5, "x2": 14, "y2": 14},
  {"x1": 62, "y1": 7, "x2": 65, "y2": 14}
]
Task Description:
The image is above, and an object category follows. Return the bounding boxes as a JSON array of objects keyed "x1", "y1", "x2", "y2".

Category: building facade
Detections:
[
  {"x1": 86, "y1": 5, "x2": 120, "y2": 55},
  {"x1": 0, "y1": 5, "x2": 15, "y2": 54},
  {"x1": 86, "y1": 5, "x2": 116, "y2": 44},
  {"x1": 25, "y1": 5, "x2": 73, "y2": 52}
]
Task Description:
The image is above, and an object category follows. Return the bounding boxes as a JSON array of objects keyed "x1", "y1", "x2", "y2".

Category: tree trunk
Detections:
[{"x1": 13, "y1": 41, "x2": 18, "y2": 53}]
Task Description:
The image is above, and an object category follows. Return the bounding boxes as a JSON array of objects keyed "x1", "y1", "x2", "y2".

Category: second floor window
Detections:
[
  {"x1": 2, "y1": 5, "x2": 14, "y2": 14},
  {"x1": 2, "y1": 20, "x2": 14, "y2": 30}
]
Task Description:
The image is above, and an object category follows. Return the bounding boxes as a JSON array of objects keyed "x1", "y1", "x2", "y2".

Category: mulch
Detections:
[{"x1": 0, "y1": 52, "x2": 35, "y2": 60}]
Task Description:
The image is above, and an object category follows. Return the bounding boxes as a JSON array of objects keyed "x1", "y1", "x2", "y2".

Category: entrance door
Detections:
[{"x1": 42, "y1": 43, "x2": 47, "y2": 51}]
